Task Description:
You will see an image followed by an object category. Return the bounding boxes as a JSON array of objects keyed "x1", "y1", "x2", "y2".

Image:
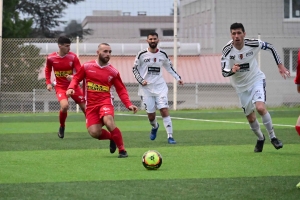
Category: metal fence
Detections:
[{"x1": 0, "y1": 38, "x2": 299, "y2": 113}]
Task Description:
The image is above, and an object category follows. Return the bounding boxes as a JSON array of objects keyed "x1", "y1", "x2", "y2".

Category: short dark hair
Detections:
[
  {"x1": 147, "y1": 32, "x2": 158, "y2": 38},
  {"x1": 57, "y1": 36, "x2": 71, "y2": 45},
  {"x1": 230, "y1": 23, "x2": 245, "y2": 32}
]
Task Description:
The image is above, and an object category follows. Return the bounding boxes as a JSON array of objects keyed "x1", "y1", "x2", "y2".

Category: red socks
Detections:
[
  {"x1": 98, "y1": 129, "x2": 112, "y2": 140},
  {"x1": 59, "y1": 111, "x2": 67, "y2": 127},
  {"x1": 295, "y1": 126, "x2": 300, "y2": 136},
  {"x1": 110, "y1": 127, "x2": 125, "y2": 152}
]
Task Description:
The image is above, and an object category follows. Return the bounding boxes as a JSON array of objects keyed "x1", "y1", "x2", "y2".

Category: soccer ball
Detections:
[{"x1": 142, "y1": 150, "x2": 162, "y2": 170}]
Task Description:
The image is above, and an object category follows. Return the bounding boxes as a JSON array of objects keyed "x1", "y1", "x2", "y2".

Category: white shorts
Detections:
[
  {"x1": 238, "y1": 79, "x2": 266, "y2": 116},
  {"x1": 142, "y1": 93, "x2": 169, "y2": 113}
]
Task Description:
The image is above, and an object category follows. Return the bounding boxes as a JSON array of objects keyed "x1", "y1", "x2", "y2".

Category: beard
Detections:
[
  {"x1": 99, "y1": 56, "x2": 110, "y2": 64},
  {"x1": 149, "y1": 42, "x2": 158, "y2": 49}
]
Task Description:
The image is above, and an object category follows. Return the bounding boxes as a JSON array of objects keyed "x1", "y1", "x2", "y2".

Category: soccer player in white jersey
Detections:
[
  {"x1": 132, "y1": 32, "x2": 184, "y2": 144},
  {"x1": 221, "y1": 23, "x2": 290, "y2": 152}
]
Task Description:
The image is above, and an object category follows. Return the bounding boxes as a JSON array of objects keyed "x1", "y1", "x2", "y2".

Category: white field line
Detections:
[{"x1": 116, "y1": 113, "x2": 295, "y2": 128}]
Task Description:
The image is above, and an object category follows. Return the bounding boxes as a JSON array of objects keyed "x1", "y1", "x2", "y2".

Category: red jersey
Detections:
[
  {"x1": 45, "y1": 52, "x2": 81, "y2": 89},
  {"x1": 295, "y1": 49, "x2": 300, "y2": 84},
  {"x1": 68, "y1": 60, "x2": 132, "y2": 108}
]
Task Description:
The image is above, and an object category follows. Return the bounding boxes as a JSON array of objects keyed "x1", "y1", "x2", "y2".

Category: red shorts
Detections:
[
  {"x1": 55, "y1": 87, "x2": 85, "y2": 104},
  {"x1": 85, "y1": 105, "x2": 115, "y2": 128}
]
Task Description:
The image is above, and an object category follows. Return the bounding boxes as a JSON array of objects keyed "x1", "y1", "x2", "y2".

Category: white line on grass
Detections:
[{"x1": 116, "y1": 113, "x2": 294, "y2": 128}]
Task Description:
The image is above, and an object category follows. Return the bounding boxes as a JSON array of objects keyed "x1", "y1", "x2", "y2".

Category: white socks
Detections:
[
  {"x1": 149, "y1": 118, "x2": 158, "y2": 128},
  {"x1": 163, "y1": 116, "x2": 173, "y2": 138},
  {"x1": 249, "y1": 119, "x2": 264, "y2": 140},
  {"x1": 261, "y1": 112, "x2": 276, "y2": 139}
]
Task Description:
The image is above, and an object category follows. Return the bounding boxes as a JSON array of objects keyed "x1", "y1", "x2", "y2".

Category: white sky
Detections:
[{"x1": 62, "y1": 0, "x2": 175, "y2": 22}]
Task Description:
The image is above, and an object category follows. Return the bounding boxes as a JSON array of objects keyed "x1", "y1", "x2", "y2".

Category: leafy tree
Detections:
[
  {"x1": 170, "y1": 1, "x2": 180, "y2": 16},
  {"x1": 13, "y1": 0, "x2": 85, "y2": 38},
  {"x1": 1, "y1": 40, "x2": 46, "y2": 92},
  {"x1": 63, "y1": 20, "x2": 93, "y2": 39},
  {"x1": 3, "y1": 0, "x2": 33, "y2": 38}
]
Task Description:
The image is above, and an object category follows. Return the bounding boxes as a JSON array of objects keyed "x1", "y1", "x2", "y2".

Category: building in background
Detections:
[
  {"x1": 82, "y1": 10, "x2": 177, "y2": 43},
  {"x1": 179, "y1": 0, "x2": 300, "y2": 105}
]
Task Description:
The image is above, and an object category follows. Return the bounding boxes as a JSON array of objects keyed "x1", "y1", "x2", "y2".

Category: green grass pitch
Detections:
[{"x1": 0, "y1": 108, "x2": 300, "y2": 199}]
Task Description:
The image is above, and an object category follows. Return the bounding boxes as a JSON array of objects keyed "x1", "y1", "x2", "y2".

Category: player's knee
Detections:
[
  {"x1": 256, "y1": 106, "x2": 266, "y2": 115},
  {"x1": 60, "y1": 103, "x2": 69, "y2": 112},
  {"x1": 88, "y1": 129, "x2": 101, "y2": 139}
]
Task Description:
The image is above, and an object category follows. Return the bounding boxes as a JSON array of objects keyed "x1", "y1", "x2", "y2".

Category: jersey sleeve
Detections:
[
  {"x1": 45, "y1": 56, "x2": 53, "y2": 85},
  {"x1": 132, "y1": 55, "x2": 144, "y2": 85},
  {"x1": 295, "y1": 50, "x2": 300, "y2": 84},
  {"x1": 68, "y1": 65, "x2": 85, "y2": 89},
  {"x1": 113, "y1": 73, "x2": 133, "y2": 108},
  {"x1": 258, "y1": 39, "x2": 282, "y2": 65},
  {"x1": 221, "y1": 44, "x2": 235, "y2": 77},
  {"x1": 163, "y1": 57, "x2": 181, "y2": 81}
]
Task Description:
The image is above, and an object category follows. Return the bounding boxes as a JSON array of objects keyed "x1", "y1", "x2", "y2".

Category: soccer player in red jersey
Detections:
[
  {"x1": 66, "y1": 43, "x2": 138, "y2": 158},
  {"x1": 45, "y1": 36, "x2": 86, "y2": 139},
  {"x1": 294, "y1": 49, "x2": 300, "y2": 136}
]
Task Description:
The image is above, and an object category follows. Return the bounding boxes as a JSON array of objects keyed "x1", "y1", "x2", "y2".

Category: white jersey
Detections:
[
  {"x1": 221, "y1": 38, "x2": 282, "y2": 93},
  {"x1": 133, "y1": 48, "x2": 181, "y2": 96}
]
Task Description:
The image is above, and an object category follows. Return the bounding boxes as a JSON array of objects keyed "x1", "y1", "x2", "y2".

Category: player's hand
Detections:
[
  {"x1": 66, "y1": 89, "x2": 75, "y2": 97},
  {"x1": 65, "y1": 74, "x2": 73, "y2": 81},
  {"x1": 46, "y1": 84, "x2": 52, "y2": 91},
  {"x1": 142, "y1": 80, "x2": 147, "y2": 86},
  {"x1": 232, "y1": 64, "x2": 240, "y2": 73},
  {"x1": 128, "y1": 105, "x2": 138, "y2": 114},
  {"x1": 278, "y1": 64, "x2": 290, "y2": 79},
  {"x1": 178, "y1": 80, "x2": 184, "y2": 85}
]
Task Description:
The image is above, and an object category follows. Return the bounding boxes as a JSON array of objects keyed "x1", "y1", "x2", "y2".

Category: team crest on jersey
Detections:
[
  {"x1": 69, "y1": 62, "x2": 73, "y2": 66},
  {"x1": 108, "y1": 76, "x2": 113, "y2": 82},
  {"x1": 246, "y1": 51, "x2": 253, "y2": 57},
  {"x1": 239, "y1": 54, "x2": 243, "y2": 59},
  {"x1": 154, "y1": 58, "x2": 156, "y2": 62}
]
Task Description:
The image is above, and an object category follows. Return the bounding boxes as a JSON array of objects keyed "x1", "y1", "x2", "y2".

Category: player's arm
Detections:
[
  {"x1": 259, "y1": 40, "x2": 290, "y2": 79},
  {"x1": 132, "y1": 55, "x2": 145, "y2": 85},
  {"x1": 66, "y1": 65, "x2": 85, "y2": 96},
  {"x1": 114, "y1": 73, "x2": 136, "y2": 110},
  {"x1": 221, "y1": 46, "x2": 236, "y2": 77},
  {"x1": 45, "y1": 57, "x2": 53, "y2": 91},
  {"x1": 163, "y1": 57, "x2": 183, "y2": 85}
]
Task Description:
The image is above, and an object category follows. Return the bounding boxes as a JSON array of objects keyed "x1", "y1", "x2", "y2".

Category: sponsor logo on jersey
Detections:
[
  {"x1": 87, "y1": 82, "x2": 109, "y2": 92},
  {"x1": 238, "y1": 63, "x2": 250, "y2": 72},
  {"x1": 144, "y1": 58, "x2": 150, "y2": 62},
  {"x1": 239, "y1": 54, "x2": 243, "y2": 59},
  {"x1": 246, "y1": 51, "x2": 253, "y2": 57},
  {"x1": 230, "y1": 55, "x2": 235, "y2": 60},
  {"x1": 54, "y1": 70, "x2": 73, "y2": 77},
  {"x1": 103, "y1": 107, "x2": 110, "y2": 111}
]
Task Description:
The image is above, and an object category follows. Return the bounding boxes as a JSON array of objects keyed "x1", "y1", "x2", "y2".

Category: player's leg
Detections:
[
  {"x1": 56, "y1": 89, "x2": 69, "y2": 139},
  {"x1": 100, "y1": 105, "x2": 127, "y2": 158},
  {"x1": 253, "y1": 80, "x2": 282, "y2": 150},
  {"x1": 142, "y1": 96, "x2": 159, "y2": 140},
  {"x1": 239, "y1": 90, "x2": 265, "y2": 152},
  {"x1": 295, "y1": 85, "x2": 300, "y2": 136},
  {"x1": 86, "y1": 106, "x2": 116, "y2": 154},
  {"x1": 157, "y1": 95, "x2": 176, "y2": 144},
  {"x1": 295, "y1": 116, "x2": 300, "y2": 136},
  {"x1": 71, "y1": 87, "x2": 86, "y2": 116}
]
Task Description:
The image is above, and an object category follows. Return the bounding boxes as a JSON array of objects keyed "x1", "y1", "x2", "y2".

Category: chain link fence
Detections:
[{"x1": 0, "y1": 38, "x2": 298, "y2": 113}]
